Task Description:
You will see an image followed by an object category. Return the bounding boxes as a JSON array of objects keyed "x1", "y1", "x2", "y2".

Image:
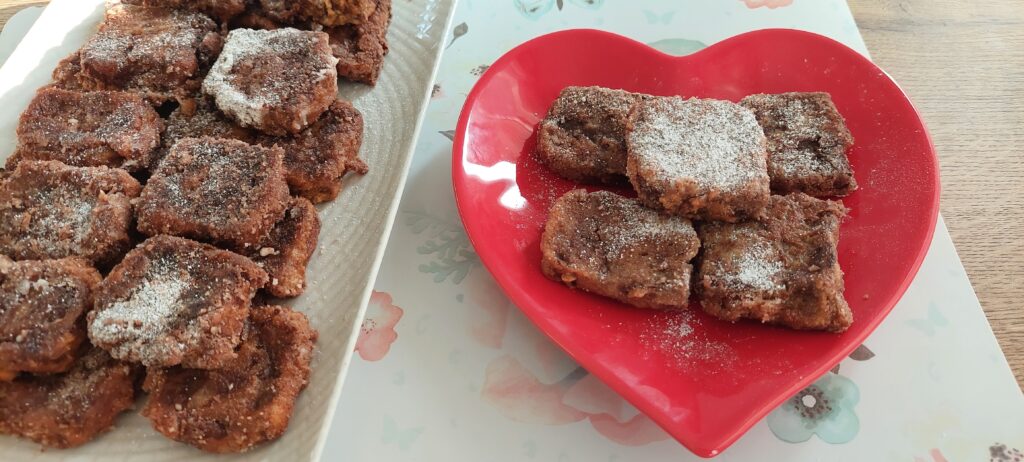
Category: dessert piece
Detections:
[
  {"x1": 120, "y1": 0, "x2": 250, "y2": 22},
  {"x1": 242, "y1": 198, "x2": 321, "y2": 298},
  {"x1": 50, "y1": 52, "x2": 90, "y2": 92},
  {"x1": 540, "y1": 190, "x2": 700, "y2": 309},
  {"x1": 157, "y1": 97, "x2": 256, "y2": 166},
  {"x1": 142, "y1": 305, "x2": 317, "y2": 453},
  {"x1": 0, "y1": 257, "x2": 101, "y2": 379},
  {"x1": 626, "y1": 96, "x2": 771, "y2": 222},
  {"x1": 137, "y1": 137, "x2": 290, "y2": 249},
  {"x1": 0, "y1": 161, "x2": 142, "y2": 265},
  {"x1": 696, "y1": 193, "x2": 852, "y2": 332},
  {"x1": 87, "y1": 235, "x2": 269, "y2": 369},
  {"x1": 0, "y1": 348, "x2": 138, "y2": 448},
  {"x1": 230, "y1": 0, "x2": 390, "y2": 85},
  {"x1": 258, "y1": 0, "x2": 376, "y2": 26},
  {"x1": 77, "y1": 4, "x2": 223, "y2": 103},
  {"x1": 324, "y1": 0, "x2": 391, "y2": 85},
  {"x1": 11, "y1": 88, "x2": 163, "y2": 171},
  {"x1": 260, "y1": 100, "x2": 366, "y2": 203},
  {"x1": 537, "y1": 86, "x2": 644, "y2": 184},
  {"x1": 203, "y1": 28, "x2": 339, "y2": 135},
  {"x1": 741, "y1": 92, "x2": 857, "y2": 197}
]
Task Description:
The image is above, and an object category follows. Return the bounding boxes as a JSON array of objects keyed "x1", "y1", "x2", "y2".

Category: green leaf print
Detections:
[{"x1": 404, "y1": 210, "x2": 480, "y2": 284}]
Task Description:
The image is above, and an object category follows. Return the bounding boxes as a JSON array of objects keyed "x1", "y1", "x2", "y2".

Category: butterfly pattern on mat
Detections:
[
  {"x1": 381, "y1": 415, "x2": 424, "y2": 451},
  {"x1": 514, "y1": 0, "x2": 604, "y2": 20},
  {"x1": 642, "y1": 10, "x2": 675, "y2": 25},
  {"x1": 905, "y1": 302, "x2": 949, "y2": 336}
]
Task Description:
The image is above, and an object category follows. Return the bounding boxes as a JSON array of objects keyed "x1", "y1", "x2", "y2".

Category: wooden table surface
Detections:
[{"x1": 0, "y1": 0, "x2": 1019, "y2": 387}]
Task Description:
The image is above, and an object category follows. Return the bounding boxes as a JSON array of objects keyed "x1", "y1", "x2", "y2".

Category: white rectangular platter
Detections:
[{"x1": 0, "y1": 0, "x2": 456, "y2": 460}]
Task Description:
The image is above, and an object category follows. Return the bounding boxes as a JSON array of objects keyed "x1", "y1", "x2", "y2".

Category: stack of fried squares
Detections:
[
  {"x1": 0, "y1": 0, "x2": 392, "y2": 453},
  {"x1": 539, "y1": 87, "x2": 857, "y2": 333}
]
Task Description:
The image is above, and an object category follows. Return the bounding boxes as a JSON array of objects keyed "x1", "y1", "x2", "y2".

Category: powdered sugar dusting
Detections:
[
  {"x1": 203, "y1": 28, "x2": 340, "y2": 129},
  {"x1": 639, "y1": 311, "x2": 736, "y2": 367},
  {"x1": 712, "y1": 228, "x2": 784, "y2": 292},
  {"x1": 546, "y1": 190, "x2": 699, "y2": 275},
  {"x1": 629, "y1": 97, "x2": 768, "y2": 189},
  {"x1": 89, "y1": 269, "x2": 187, "y2": 361},
  {"x1": 730, "y1": 241, "x2": 783, "y2": 291}
]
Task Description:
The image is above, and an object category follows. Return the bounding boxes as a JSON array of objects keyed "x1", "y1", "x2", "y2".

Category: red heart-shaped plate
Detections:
[{"x1": 451, "y1": 29, "x2": 939, "y2": 457}]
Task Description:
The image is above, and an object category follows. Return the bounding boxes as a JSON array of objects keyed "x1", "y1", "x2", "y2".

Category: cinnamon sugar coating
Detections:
[
  {"x1": 87, "y1": 235, "x2": 268, "y2": 369},
  {"x1": 741, "y1": 92, "x2": 857, "y2": 197},
  {"x1": 541, "y1": 190, "x2": 700, "y2": 309},
  {"x1": 75, "y1": 4, "x2": 223, "y2": 103},
  {"x1": 324, "y1": 0, "x2": 391, "y2": 85},
  {"x1": 696, "y1": 193, "x2": 852, "y2": 332},
  {"x1": 241, "y1": 198, "x2": 321, "y2": 298},
  {"x1": 259, "y1": 100, "x2": 366, "y2": 203},
  {"x1": 202, "y1": 28, "x2": 338, "y2": 135},
  {"x1": 626, "y1": 96, "x2": 770, "y2": 222},
  {"x1": 137, "y1": 137, "x2": 290, "y2": 249},
  {"x1": 142, "y1": 305, "x2": 317, "y2": 453},
  {"x1": 0, "y1": 161, "x2": 142, "y2": 266},
  {"x1": 157, "y1": 97, "x2": 257, "y2": 167},
  {"x1": 0, "y1": 257, "x2": 101, "y2": 379},
  {"x1": 12, "y1": 88, "x2": 163, "y2": 171},
  {"x1": 537, "y1": 86, "x2": 645, "y2": 184},
  {"x1": 121, "y1": 0, "x2": 250, "y2": 22},
  {"x1": 258, "y1": 0, "x2": 376, "y2": 26},
  {"x1": 232, "y1": 0, "x2": 391, "y2": 85},
  {"x1": 0, "y1": 348, "x2": 138, "y2": 448}
]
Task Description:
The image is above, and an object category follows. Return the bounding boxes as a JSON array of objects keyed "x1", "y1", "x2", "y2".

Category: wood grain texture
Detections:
[
  {"x1": 0, "y1": 0, "x2": 1019, "y2": 387},
  {"x1": 848, "y1": 0, "x2": 1024, "y2": 388}
]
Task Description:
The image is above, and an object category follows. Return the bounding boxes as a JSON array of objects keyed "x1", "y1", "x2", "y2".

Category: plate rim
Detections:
[
  {"x1": 0, "y1": 0, "x2": 460, "y2": 459},
  {"x1": 451, "y1": 27, "x2": 941, "y2": 457}
]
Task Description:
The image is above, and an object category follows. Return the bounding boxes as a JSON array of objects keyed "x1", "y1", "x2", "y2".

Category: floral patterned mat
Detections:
[
  {"x1": 0, "y1": 1, "x2": 1018, "y2": 460},
  {"x1": 321, "y1": 1, "x2": 1024, "y2": 460}
]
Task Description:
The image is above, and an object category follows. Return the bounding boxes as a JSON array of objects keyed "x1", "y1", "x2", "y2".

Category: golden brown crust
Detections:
[
  {"x1": 230, "y1": 0, "x2": 389, "y2": 85},
  {"x1": 202, "y1": 28, "x2": 338, "y2": 136},
  {"x1": 157, "y1": 97, "x2": 257, "y2": 168},
  {"x1": 258, "y1": 0, "x2": 376, "y2": 26},
  {"x1": 626, "y1": 97, "x2": 771, "y2": 222},
  {"x1": 0, "y1": 348, "x2": 138, "y2": 448},
  {"x1": 0, "y1": 161, "x2": 142, "y2": 266},
  {"x1": 12, "y1": 88, "x2": 163, "y2": 171},
  {"x1": 142, "y1": 305, "x2": 317, "y2": 453},
  {"x1": 0, "y1": 257, "x2": 101, "y2": 378},
  {"x1": 121, "y1": 0, "x2": 251, "y2": 22},
  {"x1": 75, "y1": 4, "x2": 224, "y2": 104},
  {"x1": 740, "y1": 92, "x2": 857, "y2": 197},
  {"x1": 537, "y1": 86, "x2": 645, "y2": 184},
  {"x1": 242, "y1": 198, "x2": 321, "y2": 298},
  {"x1": 540, "y1": 190, "x2": 699, "y2": 309},
  {"x1": 324, "y1": 0, "x2": 390, "y2": 85},
  {"x1": 88, "y1": 235, "x2": 269, "y2": 369},
  {"x1": 137, "y1": 137, "x2": 290, "y2": 249},
  {"x1": 696, "y1": 193, "x2": 852, "y2": 332},
  {"x1": 50, "y1": 52, "x2": 90, "y2": 92},
  {"x1": 260, "y1": 100, "x2": 366, "y2": 203}
]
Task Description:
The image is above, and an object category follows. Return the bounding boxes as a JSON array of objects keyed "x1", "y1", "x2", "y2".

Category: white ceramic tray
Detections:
[{"x1": 0, "y1": 0, "x2": 455, "y2": 460}]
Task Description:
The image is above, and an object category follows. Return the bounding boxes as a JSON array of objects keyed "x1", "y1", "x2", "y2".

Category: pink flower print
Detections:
[
  {"x1": 355, "y1": 291, "x2": 404, "y2": 361},
  {"x1": 481, "y1": 356, "x2": 586, "y2": 425},
  {"x1": 913, "y1": 448, "x2": 949, "y2": 462},
  {"x1": 589, "y1": 413, "x2": 670, "y2": 446},
  {"x1": 481, "y1": 356, "x2": 670, "y2": 446},
  {"x1": 742, "y1": 0, "x2": 794, "y2": 9},
  {"x1": 564, "y1": 374, "x2": 670, "y2": 446},
  {"x1": 465, "y1": 272, "x2": 513, "y2": 349}
]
